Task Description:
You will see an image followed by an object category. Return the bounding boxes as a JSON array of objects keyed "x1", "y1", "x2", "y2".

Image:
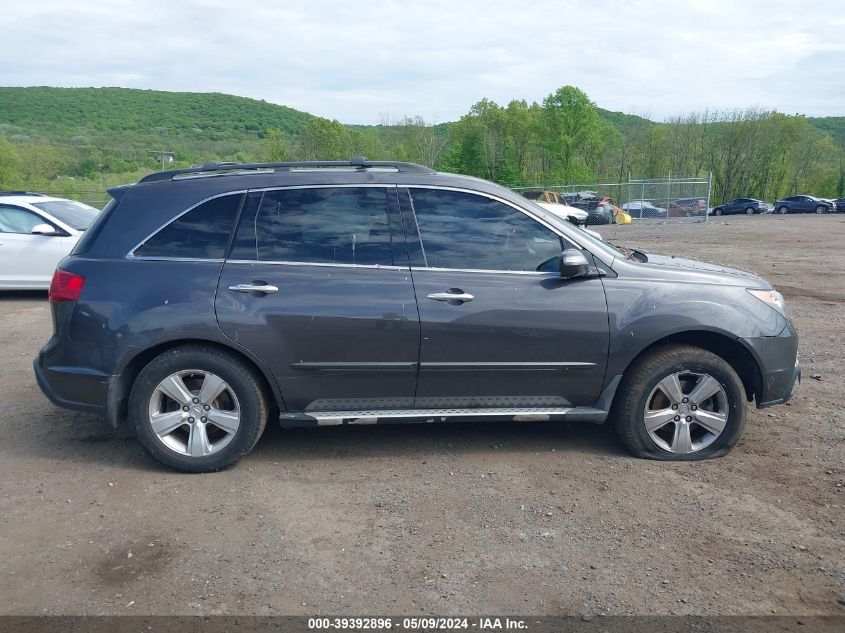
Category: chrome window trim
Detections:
[
  {"x1": 125, "y1": 190, "x2": 247, "y2": 260},
  {"x1": 413, "y1": 266, "x2": 557, "y2": 277},
  {"x1": 225, "y1": 259, "x2": 407, "y2": 271},
  {"x1": 128, "y1": 257, "x2": 226, "y2": 263},
  {"x1": 402, "y1": 184, "x2": 613, "y2": 269},
  {"x1": 121, "y1": 182, "x2": 610, "y2": 268}
]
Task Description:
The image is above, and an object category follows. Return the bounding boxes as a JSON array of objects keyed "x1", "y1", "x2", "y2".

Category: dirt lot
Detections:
[{"x1": 0, "y1": 215, "x2": 842, "y2": 617}]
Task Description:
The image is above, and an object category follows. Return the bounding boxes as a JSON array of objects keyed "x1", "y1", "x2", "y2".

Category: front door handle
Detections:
[
  {"x1": 427, "y1": 290, "x2": 474, "y2": 303},
  {"x1": 228, "y1": 282, "x2": 279, "y2": 295}
]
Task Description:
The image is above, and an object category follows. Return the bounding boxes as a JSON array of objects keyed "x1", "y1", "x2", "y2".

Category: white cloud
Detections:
[{"x1": 3, "y1": 0, "x2": 843, "y2": 123}]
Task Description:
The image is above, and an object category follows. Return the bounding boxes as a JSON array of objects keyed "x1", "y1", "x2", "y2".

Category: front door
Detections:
[
  {"x1": 399, "y1": 187, "x2": 609, "y2": 409},
  {"x1": 215, "y1": 186, "x2": 420, "y2": 412},
  {"x1": 0, "y1": 204, "x2": 66, "y2": 288}
]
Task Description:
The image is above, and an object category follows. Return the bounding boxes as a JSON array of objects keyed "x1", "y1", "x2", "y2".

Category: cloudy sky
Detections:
[{"x1": 4, "y1": 0, "x2": 843, "y2": 124}]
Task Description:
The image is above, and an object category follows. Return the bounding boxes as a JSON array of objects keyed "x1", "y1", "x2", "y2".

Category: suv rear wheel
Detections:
[
  {"x1": 612, "y1": 345, "x2": 746, "y2": 460},
  {"x1": 129, "y1": 345, "x2": 268, "y2": 472}
]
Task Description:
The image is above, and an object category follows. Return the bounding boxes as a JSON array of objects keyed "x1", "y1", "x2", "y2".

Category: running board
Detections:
[{"x1": 278, "y1": 406, "x2": 608, "y2": 428}]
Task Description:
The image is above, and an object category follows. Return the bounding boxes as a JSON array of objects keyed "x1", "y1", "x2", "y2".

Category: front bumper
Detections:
[{"x1": 739, "y1": 322, "x2": 800, "y2": 408}]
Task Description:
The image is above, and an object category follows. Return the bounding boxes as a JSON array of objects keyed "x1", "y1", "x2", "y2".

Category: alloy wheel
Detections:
[
  {"x1": 643, "y1": 371, "x2": 729, "y2": 454},
  {"x1": 147, "y1": 370, "x2": 241, "y2": 457}
]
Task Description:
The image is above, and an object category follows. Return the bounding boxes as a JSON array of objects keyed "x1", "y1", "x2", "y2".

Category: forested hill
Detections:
[
  {"x1": 809, "y1": 116, "x2": 845, "y2": 148},
  {"x1": 0, "y1": 86, "x2": 842, "y2": 203},
  {"x1": 0, "y1": 86, "x2": 656, "y2": 141},
  {"x1": 0, "y1": 87, "x2": 314, "y2": 141}
]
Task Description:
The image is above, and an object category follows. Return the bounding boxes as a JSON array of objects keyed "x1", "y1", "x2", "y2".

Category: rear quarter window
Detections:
[
  {"x1": 70, "y1": 198, "x2": 118, "y2": 255},
  {"x1": 132, "y1": 193, "x2": 244, "y2": 259}
]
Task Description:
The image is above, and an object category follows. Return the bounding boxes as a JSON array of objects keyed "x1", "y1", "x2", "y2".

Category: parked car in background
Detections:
[
  {"x1": 667, "y1": 198, "x2": 706, "y2": 217},
  {"x1": 34, "y1": 158, "x2": 800, "y2": 472},
  {"x1": 834, "y1": 198, "x2": 845, "y2": 212},
  {"x1": 622, "y1": 201, "x2": 667, "y2": 219},
  {"x1": 0, "y1": 193, "x2": 101, "y2": 289},
  {"x1": 561, "y1": 191, "x2": 620, "y2": 225},
  {"x1": 710, "y1": 198, "x2": 773, "y2": 216},
  {"x1": 521, "y1": 190, "x2": 589, "y2": 225},
  {"x1": 774, "y1": 195, "x2": 835, "y2": 214}
]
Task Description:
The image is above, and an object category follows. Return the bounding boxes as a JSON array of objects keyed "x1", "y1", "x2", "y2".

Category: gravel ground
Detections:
[{"x1": 0, "y1": 214, "x2": 842, "y2": 616}]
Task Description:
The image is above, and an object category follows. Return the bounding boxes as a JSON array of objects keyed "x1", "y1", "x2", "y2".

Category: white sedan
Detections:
[
  {"x1": 534, "y1": 202, "x2": 603, "y2": 240},
  {"x1": 0, "y1": 193, "x2": 101, "y2": 289}
]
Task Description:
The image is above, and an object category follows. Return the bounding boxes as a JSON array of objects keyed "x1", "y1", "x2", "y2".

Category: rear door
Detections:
[
  {"x1": 0, "y1": 204, "x2": 65, "y2": 288},
  {"x1": 215, "y1": 185, "x2": 420, "y2": 412},
  {"x1": 399, "y1": 187, "x2": 609, "y2": 409}
]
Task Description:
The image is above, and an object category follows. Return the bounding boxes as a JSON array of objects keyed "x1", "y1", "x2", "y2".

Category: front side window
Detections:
[
  {"x1": 132, "y1": 193, "x2": 243, "y2": 259},
  {"x1": 230, "y1": 187, "x2": 393, "y2": 265},
  {"x1": 0, "y1": 205, "x2": 46, "y2": 234},
  {"x1": 408, "y1": 189, "x2": 563, "y2": 272}
]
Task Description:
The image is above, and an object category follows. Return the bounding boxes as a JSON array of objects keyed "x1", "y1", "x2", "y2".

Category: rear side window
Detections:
[
  {"x1": 133, "y1": 194, "x2": 243, "y2": 259},
  {"x1": 230, "y1": 187, "x2": 393, "y2": 265}
]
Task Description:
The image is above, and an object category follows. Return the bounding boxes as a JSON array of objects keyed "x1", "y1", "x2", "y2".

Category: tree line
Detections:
[{"x1": 0, "y1": 85, "x2": 842, "y2": 204}]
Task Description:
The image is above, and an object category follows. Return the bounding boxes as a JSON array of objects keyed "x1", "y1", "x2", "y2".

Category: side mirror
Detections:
[
  {"x1": 559, "y1": 249, "x2": 590, "y2": 279},
  {"x1": 31, "y1": 224, "x2": 59, "y2": 236}
]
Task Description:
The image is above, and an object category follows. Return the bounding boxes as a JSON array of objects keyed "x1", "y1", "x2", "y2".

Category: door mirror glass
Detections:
[
  {"x1": 31, "y1": 223, "x2": 59, "y2": 236},
  {"x1": 559, "y1": 249, "x2": 590, "y2": 278}
]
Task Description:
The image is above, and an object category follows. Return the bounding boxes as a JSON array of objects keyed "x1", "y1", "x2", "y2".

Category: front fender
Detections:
[{"x1": 602, "y1": 277, "x2": 787, "y2": 379}]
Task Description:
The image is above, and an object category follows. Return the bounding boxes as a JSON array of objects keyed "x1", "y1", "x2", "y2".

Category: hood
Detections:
[
  {"x1": 536, "y1": 202, "x2": 588, "y2": 218},
  {"x1": 643, "y1": 253, "x2": 771, "y2": 288}
]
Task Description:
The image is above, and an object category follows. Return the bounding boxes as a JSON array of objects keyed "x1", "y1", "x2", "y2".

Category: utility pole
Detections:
[{"x1": 150, "y1": 150, "x2": 173, "y2": 170}]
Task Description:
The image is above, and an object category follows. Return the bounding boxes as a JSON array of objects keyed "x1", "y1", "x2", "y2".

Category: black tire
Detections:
[
  {"x1": 129, "y1": 345, "x2": 269, "y2": 472},
  {"x1": 713, "y1": 208, "x2": 723, "y2": 216},
  {"x1": 778, "y1": 206, "x2": 788, "y2": 214},
  {"x1": 746, "y1": 207, "x2": 755, "y2": 215},
  {"x1": 611, "y1": 345, "x2": 747, "y2": 461},
  {"x1": 815, "y1": 205, "x2": 826, "y2": 214}
]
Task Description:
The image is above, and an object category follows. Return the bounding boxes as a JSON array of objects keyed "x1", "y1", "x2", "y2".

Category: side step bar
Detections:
[
  {"x1": 277, "y1": 376, "x2": 622, "y2": 428},
  {"x1": 279, "y1": 406, "x2": 608, "y2": 428}
]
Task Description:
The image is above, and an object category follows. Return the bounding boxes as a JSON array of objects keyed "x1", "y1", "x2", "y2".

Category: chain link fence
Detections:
[{"x1": 513, "y1": 174, "x2": 713, "y2": 224}]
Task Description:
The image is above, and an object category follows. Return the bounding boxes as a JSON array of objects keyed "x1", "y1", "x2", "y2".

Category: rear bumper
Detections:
[
  {"x1": 33, "y1": 357, "x2": 111, "y2": 414},
  {"x1": 34, "y1": 336, "x2": 124, "y2": 426},
  {"x1": 739, "y1": 322, "x2": 800, "y2": 408}
]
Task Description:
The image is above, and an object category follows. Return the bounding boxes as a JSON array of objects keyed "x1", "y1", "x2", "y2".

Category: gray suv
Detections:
[{"x1": 34, "y1": 158, "x2": 800, "y2": 472}]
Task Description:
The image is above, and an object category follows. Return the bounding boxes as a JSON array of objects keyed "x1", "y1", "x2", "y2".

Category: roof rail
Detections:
[
  {"x1": 0, "y1": 191, "x2": 48, "y2": 197},
  {"x1": 138, "y1": 156, "x2": 435, "y2": 183}
]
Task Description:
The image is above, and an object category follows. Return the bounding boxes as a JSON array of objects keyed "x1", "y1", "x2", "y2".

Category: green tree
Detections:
[
  {"x1": 541, "y1": 86, "x2": 607, "y2": 183},
  {"x1": 265, "y1": 128, "x2": 292, "y2": 161},
  {"x1": 298, "y1": 118, "x2": 353, "y2": 160},
  {"x1": 0, "y1": 134, "x2": 22, "y2": 189}
]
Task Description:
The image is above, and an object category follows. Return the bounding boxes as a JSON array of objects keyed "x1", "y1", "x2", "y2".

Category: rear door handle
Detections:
[
  {"x1": 427, "y1": 290, "x2": 474, "y2": 303},
  {"x1": 228, "y1": 283, "x2": 279, "y2": 295}
]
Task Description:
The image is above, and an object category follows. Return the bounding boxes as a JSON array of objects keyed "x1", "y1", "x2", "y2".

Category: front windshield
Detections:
[{"x1": 33, "y1": 200, "x2": 100, "y2": 230}]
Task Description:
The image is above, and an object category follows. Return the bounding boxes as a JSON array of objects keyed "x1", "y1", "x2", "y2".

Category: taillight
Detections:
[{"x1": 49, "y1": 269, "x2": 85, "y2": 303}]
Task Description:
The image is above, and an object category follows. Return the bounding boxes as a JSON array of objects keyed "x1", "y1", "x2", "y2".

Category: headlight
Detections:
[{"x1": 747, "y1": 288, "x2": 787, "y2": 316}]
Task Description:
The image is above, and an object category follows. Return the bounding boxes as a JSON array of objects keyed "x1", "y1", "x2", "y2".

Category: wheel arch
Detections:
[
  {"x1": 615, "y1": 330, "x2": 763, "y2": 405},
  {"x1": 109, "y1": 338, "x2": 284, "y2": 428}
]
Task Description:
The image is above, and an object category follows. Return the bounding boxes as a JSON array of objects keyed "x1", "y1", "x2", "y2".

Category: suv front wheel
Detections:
[
  {"x1": 129, "y1": 345, "x2": 269, "y2": 472},
  {"x1": 612, "y1": 345, "x2": 747, "y2": 460}
]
